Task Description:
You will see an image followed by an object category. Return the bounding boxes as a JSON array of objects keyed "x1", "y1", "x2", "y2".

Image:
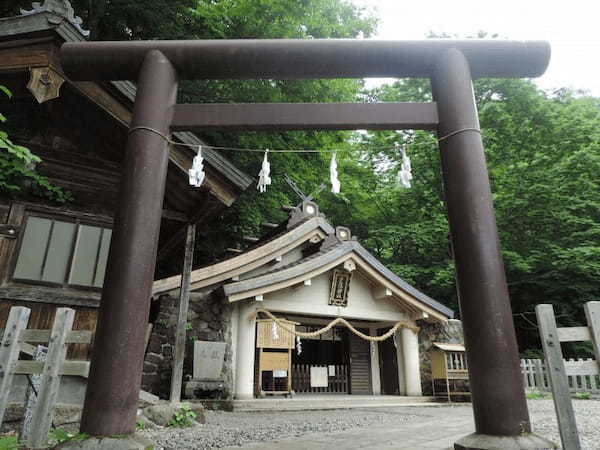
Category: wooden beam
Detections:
[
  {"x1": 157, "y1": 197, "x2": 214, "y2": 262},
  {"x1": 172, "y1": 102, "x2": 438, "y2": 132},
  {"x1": 170, "y1": 223, "x2": 196, "y2": 403},
  {"x1": 162, "y1": 209, "x2": 189, "y2": 222}
]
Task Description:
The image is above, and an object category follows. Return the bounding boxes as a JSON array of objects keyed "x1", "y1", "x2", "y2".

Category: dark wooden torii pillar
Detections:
[{"x1": 61, "y1": 39, "x2": 552, "y2": 449}]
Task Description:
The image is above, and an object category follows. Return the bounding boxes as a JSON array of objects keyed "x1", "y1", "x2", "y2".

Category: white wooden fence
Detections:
[
  {"x1": 521, "y1": 358, "x2": 600, "y2": 393},
  {"x1": 0, "y1": 306, "x2": 91, "y2": 449}
]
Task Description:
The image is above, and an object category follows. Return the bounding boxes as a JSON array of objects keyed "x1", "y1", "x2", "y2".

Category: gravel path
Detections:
[
  {"x1": 141, "y1": 399, "x2": 600, "y2": 449},
  {"x1": 142, "y1": 408, "x2": 421, "y2": 449},
  {"x1": 528, "y1": 399, "x2": 600, "y2": 450}
]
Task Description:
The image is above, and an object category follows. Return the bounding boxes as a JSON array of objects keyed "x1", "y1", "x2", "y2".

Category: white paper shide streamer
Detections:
[
  {"x1": 330, "y1": 152, "x2": 341, "y2": 194},
  {"x1": 296, "y1": 336, "x2": 302, "y2": 355},
  {"x1": 398, "y1": 146, "x2": 413, "y2": 188},
  {"x1": 271, "y1": 321, "x2": 279, "y2": 340},
  {"x1": 257, "y1": 149, "x2": 272, "y2": 193},
  {"x1": 188, "y1": 146, "x2": 205, "y2": 187}
]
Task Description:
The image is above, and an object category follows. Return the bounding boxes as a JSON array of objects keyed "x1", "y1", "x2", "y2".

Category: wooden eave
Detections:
[
  {"x1": 0, "y1": 11, "x2": 252, "y2": 210},
  {"x1": 152, "y1": 217, "x2": 334, "y2": 295},
  {"x1": 222, "y1": 241, "x2": 454, "y2": 321}
]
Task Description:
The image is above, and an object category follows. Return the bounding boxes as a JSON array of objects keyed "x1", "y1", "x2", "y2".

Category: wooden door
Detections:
[
  {"x1": 378, "y1": 330, "x2": 399, "y2": 395},
  {"x1": 347, "y1": 329, "x2": 372, "y2": 395}
]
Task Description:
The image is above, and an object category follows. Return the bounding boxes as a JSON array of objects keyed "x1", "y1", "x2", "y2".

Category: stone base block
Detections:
[
  {"x1": 55, "y1": 434, "x2": 156, "y2": 450},
  {"x1": 184, "y1": 379, "x2": 227, "y2": 399},
  {"x1": 454, "y1": 433, "x2": 557, "y2": 450}
]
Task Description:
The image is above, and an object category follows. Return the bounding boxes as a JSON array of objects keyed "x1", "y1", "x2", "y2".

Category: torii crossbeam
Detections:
[{"x1": 61, "y1": 39, "x2": 552, "y2": 449}]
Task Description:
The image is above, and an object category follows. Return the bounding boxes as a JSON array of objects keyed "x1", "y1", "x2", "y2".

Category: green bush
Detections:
[{"x1": 167, "y1": 404, "x2": 197, "y2": 428}]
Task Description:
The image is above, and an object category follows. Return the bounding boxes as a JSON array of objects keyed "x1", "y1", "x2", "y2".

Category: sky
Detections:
[{"x1": 351, "y1": 0, "x2": 600, "y2": 96}]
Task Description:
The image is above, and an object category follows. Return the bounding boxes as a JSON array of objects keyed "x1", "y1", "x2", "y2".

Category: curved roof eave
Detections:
[
  {"x1": 152, "y1": 216, "x2": 334, "y2": 295},
  {"x1": 223, "y1": 241, "x2": 454, "y2": 319}
]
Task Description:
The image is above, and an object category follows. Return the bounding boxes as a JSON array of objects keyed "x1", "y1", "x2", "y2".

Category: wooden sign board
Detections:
[
  {"x1": 259, "y1": 351, "x2": 290, "y2": 371},
  {"x1": 256, "y1": 319, "x2": 296, "y2": 349}
]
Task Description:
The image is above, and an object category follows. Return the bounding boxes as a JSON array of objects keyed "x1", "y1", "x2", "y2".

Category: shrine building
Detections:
[{"x1": 153, "y1": 202, "x2": 454, "y2": 399}]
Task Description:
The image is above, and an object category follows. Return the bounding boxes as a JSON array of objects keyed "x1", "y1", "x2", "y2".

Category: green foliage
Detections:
[
  {"x1": 1, "y1": 85, "x2": 71, "y2": 203},
  {"x1": 0, "y1": 435, "x2": 18, "y2": 450},
  {"x1": 526, "y1": 391, "x2": 548, "y2": 400},
  {"x1": 48, "y1": 428, "x2": 89, "y2": 446},
  {"x1": 167, "y1": 404, "x2": 197, "y2": 428},
  {"x1": 3, "y1": 2, "x2": 598, "y2": 357},
  {"x1": 354, "y1": 77, "x2": 600, "y2": 354},
  {"x1": 136, "y1": 419, "x2": 146, "y2": 430},
  {"x1": 574, "y1": 392, "x2": 591, "y2": 400}
]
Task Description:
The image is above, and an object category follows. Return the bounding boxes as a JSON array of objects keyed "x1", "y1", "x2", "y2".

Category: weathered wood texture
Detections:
[
  {"x1": 27, "y1": 308, "x2": 74, "y2": 448},
  {"x1": 0, "y1": 203, "x2": 25, "y2": 285},
  {"x1": 0, "y1": 306, "x2": 30, "y2": 425},
  {"x1": 584, "y1": 302, "x2": 600, "y2": 363},
  {"x1": 0, "y1": 300, "x2": 97, "y2": 360},
  {"x1": 170, "y1": 223, "x2": 195, "y2": 403},
  {"x1": 521, "y1": 358, "x2": 600, "y2": 393},
  {"x1": 536, "y1": 304, "x2": 582, "y2": 450}
]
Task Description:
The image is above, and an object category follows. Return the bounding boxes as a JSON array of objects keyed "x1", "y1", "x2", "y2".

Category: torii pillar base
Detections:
[{"x1": 455, "y1": 433, "x2": 555, "y2": 450}]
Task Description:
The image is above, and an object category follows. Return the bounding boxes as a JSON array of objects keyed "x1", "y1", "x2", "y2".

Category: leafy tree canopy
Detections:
[{"x1": 2, "y1": 2, "x2": 599, "y2": 354}]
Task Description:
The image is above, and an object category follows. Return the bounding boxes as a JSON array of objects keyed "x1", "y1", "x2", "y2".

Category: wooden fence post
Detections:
[
  {"x1": 584, "y1": 302, "x2": 600, "y2": 363},
  {"x1": 534, "y1": 359, "x2": 545, "y2": 391},
  {"x1": 27, "y1": 308, "x2": 75, "y2": 449},
  {"x1": 0, "y1": 306, "x2": 30, "y2": 424},
  {"x1": 536, "y1": 304, "x2": 581, "y2": 450}
]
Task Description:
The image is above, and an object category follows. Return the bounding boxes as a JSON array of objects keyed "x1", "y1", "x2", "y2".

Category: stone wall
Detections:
[
  {"x1": 142, "y1": 289, "x2": 234, "y2": 399},
  {"x1": 418, "y1": 319, "x2": 464, "y2": 395}
]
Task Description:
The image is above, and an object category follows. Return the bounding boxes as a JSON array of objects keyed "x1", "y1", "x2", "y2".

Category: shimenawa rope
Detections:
[{"x1": 254, "y1": 308, "x2": 418, "y2": 342}]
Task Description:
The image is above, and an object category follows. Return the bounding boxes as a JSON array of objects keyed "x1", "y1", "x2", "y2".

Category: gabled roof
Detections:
[
  {"x1": 153, "y1": 201, "x2": 454, "y2": 321},
  {"x1": 222, "y1": 239, "x2": 454, "y2": 320},
  {"x1": 0, "y1": 7, "x2": 253, "y2": 198},
  {"x1": 152, "y1": 215, "x2": 334, "y2": 295}
]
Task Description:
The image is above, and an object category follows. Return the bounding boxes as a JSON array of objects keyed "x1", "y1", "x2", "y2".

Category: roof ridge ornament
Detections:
[{"x1": 21, "y1": 0, "x2": 90, "y2": 37}]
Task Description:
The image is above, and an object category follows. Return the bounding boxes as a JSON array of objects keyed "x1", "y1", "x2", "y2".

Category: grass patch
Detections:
[
  {"x1": 0, "y1": 435, "x2": 18, "y2": 450},
  {"x1": 526, "y1": 391, "x2": 548, "y2": 400},
  {"x1": 574, "y1": 392, "x2": 591, "y2": 400}
]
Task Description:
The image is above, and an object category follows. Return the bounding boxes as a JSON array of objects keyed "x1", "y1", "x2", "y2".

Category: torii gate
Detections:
[{"x1": 61, "y1": 40, "x2": 552, "y2": 449}]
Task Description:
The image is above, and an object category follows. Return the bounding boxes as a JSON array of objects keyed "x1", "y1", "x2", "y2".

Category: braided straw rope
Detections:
[{"x1": 255, "y1": 308, "x2": 418, "y2": 342}]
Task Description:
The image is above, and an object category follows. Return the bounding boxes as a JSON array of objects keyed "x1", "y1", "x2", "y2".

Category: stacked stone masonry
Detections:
[
  {"x1": 418, "y1": 318, "x2": 464, "y2": 395},
  {"x1": 142, "y1": 290, "x2": 234, "y2": 399}
]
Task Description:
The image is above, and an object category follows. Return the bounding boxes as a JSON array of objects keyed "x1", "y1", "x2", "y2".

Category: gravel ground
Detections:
[
  {"x1": 142, "y1": 408, "x2": 421, "y2": 449},
  {"x1": 141, "y1": 399, "x2": 600, "y2": 449},
  {"x1": 529, "y1": 399, "x2": 600, "y2": 450}
]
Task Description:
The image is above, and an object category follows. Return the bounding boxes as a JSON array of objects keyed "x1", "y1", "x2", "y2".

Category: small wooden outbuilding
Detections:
[{"x1": 430, "y1": 342, "x2": 470, "y2": 402}]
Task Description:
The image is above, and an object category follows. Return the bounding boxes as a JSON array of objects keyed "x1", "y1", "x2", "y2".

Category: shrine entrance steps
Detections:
[{"x1": 232, "y1": 395, "x2": 437, "y2": 412}]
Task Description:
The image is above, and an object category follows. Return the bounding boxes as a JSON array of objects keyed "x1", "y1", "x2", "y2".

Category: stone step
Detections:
[{"x1": 232, "y1": 395, "x2": 437, "y2": 412}]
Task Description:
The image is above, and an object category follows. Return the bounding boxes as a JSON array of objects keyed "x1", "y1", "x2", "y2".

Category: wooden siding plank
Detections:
[{"x1": 557, "y1": 327, "x2": 592, "y2": 343}]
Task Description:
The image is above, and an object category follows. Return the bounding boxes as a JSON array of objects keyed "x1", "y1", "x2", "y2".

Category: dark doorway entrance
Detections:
[
  {"x1": 347, "y1": 329, "x2": 372, "y2": 395},
  {"x1": 291, "y1": 325, "x2": 348, "y2": 393},
  {"x1": 378, "y1": 329, "x2": 400, "y2": 395}
]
